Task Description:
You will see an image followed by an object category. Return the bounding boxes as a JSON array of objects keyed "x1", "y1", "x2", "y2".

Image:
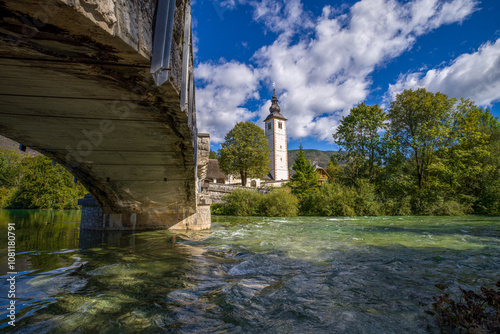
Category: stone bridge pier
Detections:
[
  {"x1": 78, "y1": 133, "x2": 211, "y2": 230},
  {"x1": 0, "y1": 0, "x2": 211, "y2": 230}
]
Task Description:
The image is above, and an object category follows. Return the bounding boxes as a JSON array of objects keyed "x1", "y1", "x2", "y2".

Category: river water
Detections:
[{"x1": 0, "y1": 210, "x2": 499, "y2": 333}]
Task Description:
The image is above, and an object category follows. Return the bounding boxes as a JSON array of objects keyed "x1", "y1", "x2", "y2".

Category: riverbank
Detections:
[
  {"x1": 212, "y1": 184, "x2": 500, "y2": 218},
  {"x1": 1, "y1": 212, "x2": 499, "y2": 332}
]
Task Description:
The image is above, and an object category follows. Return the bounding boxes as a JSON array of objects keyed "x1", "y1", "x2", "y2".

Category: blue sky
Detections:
[{"x1": 192, "y1": 0, "x2": 500, "y2": 151}]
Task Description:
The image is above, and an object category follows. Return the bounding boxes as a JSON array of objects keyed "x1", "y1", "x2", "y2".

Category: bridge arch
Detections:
[{"x1": 0, "y1": 0, "x2": 210, "y2": 229}]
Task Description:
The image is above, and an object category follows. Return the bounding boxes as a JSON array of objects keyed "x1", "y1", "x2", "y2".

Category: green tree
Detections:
[
  {"x1": 9, "y1": 155, "x2": 87, "y2": 209},
  {"x1": 471, "y1": 106, "x2": 500, "y2": 214},
  {"x1": 444, "y1": 100, "x2": 496, "y2": 196},
  {"x1": 387, "y1": 88, "x2": 454, "y2": 189},
  {"x1": 0, "y1": 149, "x2": 26, "y2": 207},
  {"x1": 325, "y1": 154, "x2": 342, "y2": 184},
  {"x1": 289, "y1": 144, "x2": 319, "y2": 196},
  {"x1": 209, "y1": 150, "x2": 218, "y2": 159},
  {"x1": 333, "y1": 103, "x2": 387, "y2": 180},
  {"x1": 0, "y1": 149, "x2": 24, "y2": 187},
  {"x1": 219, "y1": 122, "x2": 271, "y2": 186}
]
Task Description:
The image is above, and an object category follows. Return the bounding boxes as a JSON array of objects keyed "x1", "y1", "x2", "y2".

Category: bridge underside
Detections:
[{"x1": 0, "y1": 0, "x2": 208, "y2": 229}]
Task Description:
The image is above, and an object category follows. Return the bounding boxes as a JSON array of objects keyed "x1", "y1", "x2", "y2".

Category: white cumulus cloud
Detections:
[
  {"x1": 389, "y1": 38, "x2": 500, "y2": 106},
  {"x1": 195, "y1": 0, "x2": 479, "y2": 143},
  {"x1": 195, "y1": 61, "x2": 261, "y2": 143}
]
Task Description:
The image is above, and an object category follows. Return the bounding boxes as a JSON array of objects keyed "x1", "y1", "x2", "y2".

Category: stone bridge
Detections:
[{"x1": 0, "y1": 0, "x2": 211, "y2": 230}]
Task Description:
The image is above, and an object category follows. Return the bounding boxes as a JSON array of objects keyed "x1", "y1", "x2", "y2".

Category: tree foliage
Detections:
[
  {"x1": 300, "y1": 181, "x2": 381, "y2": 216},
  {"x1": 387, "y1": 88, "x2": 454, "y2": 189},
  {"x1": 219, "y1": 122, "x2": 271, "y2": 186},
  {"x1": 289, "y1": 144, "x2": 319, "y2": 196},
  {"x1": 1, "y1": 153, "x2": 87, "y2": 209},
  {"x1": 222, "y1": 188, "x2": 263, "y2": 216},
  {"x1": 330, "y1": 88, "x2": 500, "y2": 216},
  {"x1": 333, "y1": 103, "x2": 387, "y2": 180},
  {"x1": 220, "y1": 188, "x2": 299, "y2": 217},
  {"x1": 209, "y1": 150, "x2": 218, "y2": 159},
  {"x1": 261, "y1": 188, "x2": 299, "y2": 217},
  {"x1": 0, "y1": 149, "x2": 24, "y2": 188},
  {"x1": 325, "y1": 155, "x2": 342, "y2": 184}
]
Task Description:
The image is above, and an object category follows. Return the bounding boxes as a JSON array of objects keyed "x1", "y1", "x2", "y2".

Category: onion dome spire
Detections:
[
  {"x1": 269, "y1": 89, "x2": 281, "y2": 113},
  {"x1": 264, "y1": 86, "x2": 287, "y2": 121}
]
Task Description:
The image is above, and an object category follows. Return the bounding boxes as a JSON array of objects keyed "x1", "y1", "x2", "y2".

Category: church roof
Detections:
[
  {"x1": 264, "y1": 89, "x2": 287, "y2": 122},
  {"x1": 206, "y1": 159, "x2": 226, "y2": 180}
]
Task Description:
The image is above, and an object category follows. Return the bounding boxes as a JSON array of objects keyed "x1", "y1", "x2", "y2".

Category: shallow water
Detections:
[{"x1": 1, "y1": 210, "x2": 499, "y2": 333}]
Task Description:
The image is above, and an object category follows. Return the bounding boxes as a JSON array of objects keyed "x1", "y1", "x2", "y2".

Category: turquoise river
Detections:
[{"x1": 0, "y1": 210, "x2": 499, "y2": 333}]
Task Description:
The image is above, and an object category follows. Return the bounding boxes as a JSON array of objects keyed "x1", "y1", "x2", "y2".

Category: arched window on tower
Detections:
[{"x1": 278, "y1": 122, "x2": 282, "y2": 129}]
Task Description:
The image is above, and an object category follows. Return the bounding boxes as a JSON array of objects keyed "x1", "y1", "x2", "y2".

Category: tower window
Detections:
[
  {"x1": 278, "y1": 122, "x2": 282, "y2": 129},
  {"x1": 268, "y1": 123, "x2": 271, "y2": 130}
]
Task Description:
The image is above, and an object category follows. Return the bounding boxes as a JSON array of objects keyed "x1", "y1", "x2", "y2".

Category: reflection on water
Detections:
[{"x1": 0, "y1": 211, "x2": 499, "y2": 333}]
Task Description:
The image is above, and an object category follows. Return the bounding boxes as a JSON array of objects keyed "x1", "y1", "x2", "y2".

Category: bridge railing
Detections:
[
  {"x1": 150, "y1": 0, "x2": 176, "y2": 86},
  {"x1": 150, "y1": 0, "x2": 198, "y2": 189}
]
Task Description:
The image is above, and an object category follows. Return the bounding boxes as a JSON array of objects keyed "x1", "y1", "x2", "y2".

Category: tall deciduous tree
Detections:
[
  {"x1": 333, "y1": 103, "x2": 387, "y2": 180},
  {"x1": 447, "y1": 101, "x2": 500, "y2": 213},
  {"x1": 289, "y1": 144, "x2": 318, "y2": 196},
  {"x1": 219, "y1": 122, "x2": 270, "y2": 186},
  {"x1": 387, "y1": 88, "x2": 454, "y2": 189},
  {"x1": 445, "y1": 100, "x2": 495, "y2": 192}
]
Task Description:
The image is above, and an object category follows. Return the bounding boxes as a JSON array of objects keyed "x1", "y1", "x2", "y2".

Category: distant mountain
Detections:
[{"x1": 287, "y1": 149, "x2": 342, "y2": 168}]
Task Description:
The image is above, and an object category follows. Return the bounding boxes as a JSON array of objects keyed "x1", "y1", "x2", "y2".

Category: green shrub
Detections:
[
  {"x1": 352, "y1": 180, "x2": 382, "y2": 216},
  {"x1": 300, "y1": 181, "x2": 382, "y2": 217},
  {"x1": 381, "y1": 196, "x2": 412, "y2": 216},
  {"x1": 221, "y1": 189, "x2": 263, "y2": 216},
  {"x1": 430, "y1": 200, "x2": 469, "y2": 216},
  {"x1": 407, "y1": 189, "x2": 471, "y2": 216},
  {"x1": 210, "y1": 203, "x2": 226, "y2": 215},
  {"x1": 260, "y1": 188, "x2": 299, "y2": 217},
  {"x1": 300, "y1": 183, "x2": 356, "y2": 216}
]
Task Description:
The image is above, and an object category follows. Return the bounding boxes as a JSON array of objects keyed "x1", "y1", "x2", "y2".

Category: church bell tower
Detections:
[{"x1": 264, "y1": 88, "x2": 289, "y2": 181}]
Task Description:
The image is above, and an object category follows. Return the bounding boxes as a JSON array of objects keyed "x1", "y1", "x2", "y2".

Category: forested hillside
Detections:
[{"x1": 287, "y1": 149, "x2": 341, "y2": 168}]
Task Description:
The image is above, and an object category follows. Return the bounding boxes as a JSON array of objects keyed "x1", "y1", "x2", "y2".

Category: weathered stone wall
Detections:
[
  {"x1": 58, "y1": 0, "x2": 156, "y2": 58},
  {"x1": 207, "y1": 191, "x2": 225, "y2": 204},
  {"x1": 197, "y1": 133, "x2": 210, "y2": 182}
]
